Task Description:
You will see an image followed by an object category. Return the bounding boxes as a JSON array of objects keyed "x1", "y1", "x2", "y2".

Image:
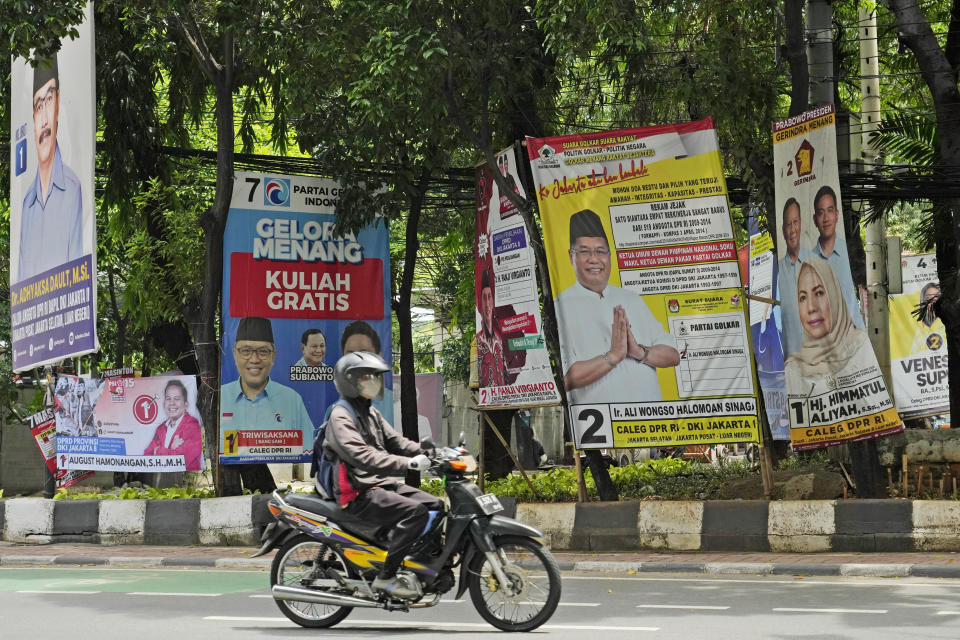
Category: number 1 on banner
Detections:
[
  {"x1": 573, "y1": 405, "x2": 613, "y2": 447},
  {"x1": 790, "y1": 400, "x2": 809, "y2": 429}
]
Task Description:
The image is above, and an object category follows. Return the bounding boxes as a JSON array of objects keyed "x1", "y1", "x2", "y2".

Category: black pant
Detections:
[{"x1": 346, "y1": 484, "x2": 444, "y2": 578}]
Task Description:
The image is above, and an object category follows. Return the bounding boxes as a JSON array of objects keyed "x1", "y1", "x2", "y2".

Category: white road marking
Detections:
[
  {"x1": 17, "y1": 590, "x2": 101, "y2": 594},
  {"x1": 204, "y1": 616, "x2": 659, "y2": 631},
  {"x1": 936, "y1": 611, "x2": 960, "y2": 615},
  {"x1": 639, "y1": 604, "x2": 730, "y2": 610},
  {"x1": 563, "y1": 575, "x2": 960, "y2": 588},
  {"x1": 128, "y1": 592, "x2": 221, "y2": 597},
  {"x1": 773, "y1": 607, "x2": 888, "y2": 614}
]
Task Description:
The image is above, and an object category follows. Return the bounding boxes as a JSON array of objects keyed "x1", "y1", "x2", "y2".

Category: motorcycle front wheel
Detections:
[
  {"x1": 468, "y1": 535, "x2": 562, "y2": 632},
  {"x1": 270, "y1": 534, "x2": 354, "y2": 628}
]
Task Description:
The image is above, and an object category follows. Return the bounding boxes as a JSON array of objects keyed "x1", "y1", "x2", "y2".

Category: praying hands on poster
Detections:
[{"x1": 564, "y1": 305, "x2": 680, "y2": 390}]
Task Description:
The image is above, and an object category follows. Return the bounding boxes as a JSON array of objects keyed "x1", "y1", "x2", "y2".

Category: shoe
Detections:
[{"x1": 372, "y1": 574, "x2": 420, "y2": 600}]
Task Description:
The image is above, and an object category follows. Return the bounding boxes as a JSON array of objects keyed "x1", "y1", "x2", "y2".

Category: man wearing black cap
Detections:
[
  {"x1": 18, "y1": 54, "x2": 84, "y2": 282},
  {"x1": 555, "y1": 209, "x2": 680, "y2": 404},
  {"x1": 221, "y1": 317, "x2": 312, "y2": 451},
  {"x1": 475, "y1": 269, "x2": 508, "y2": 387}
]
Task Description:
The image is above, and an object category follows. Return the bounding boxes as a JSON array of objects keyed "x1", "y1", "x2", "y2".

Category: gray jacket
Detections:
[{"x1": 323, "y1": 399, "x2": 420, "y2": 493}]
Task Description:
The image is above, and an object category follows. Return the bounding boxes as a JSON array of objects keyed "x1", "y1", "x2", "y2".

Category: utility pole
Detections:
[
  {"x1": 806, "y1": 0, "x2": 833, "y2": 106},
  {"x1": 860, "y1": 6, "x2": 891, "y2": 387}
]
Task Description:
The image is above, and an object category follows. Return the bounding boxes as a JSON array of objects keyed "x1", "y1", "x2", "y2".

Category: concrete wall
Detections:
[{"x1": 5, "y1": 496, "x2": 960, "y2": 552}]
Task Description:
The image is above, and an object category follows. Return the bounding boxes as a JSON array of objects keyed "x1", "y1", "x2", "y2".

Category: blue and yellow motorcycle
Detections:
[{"x1": 252, "y1": 441, "x2": 561, "y2": 632}]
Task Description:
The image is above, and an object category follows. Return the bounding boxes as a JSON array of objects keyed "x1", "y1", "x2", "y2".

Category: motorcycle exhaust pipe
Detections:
[{"x1": 272, "y1": 584, "x2": 381, "y2": 608}]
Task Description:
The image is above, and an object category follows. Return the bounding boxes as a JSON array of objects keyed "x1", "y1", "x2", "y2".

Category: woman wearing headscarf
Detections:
[{"x1": 785, "y1": 256, "x2": 873, "y2": 396}]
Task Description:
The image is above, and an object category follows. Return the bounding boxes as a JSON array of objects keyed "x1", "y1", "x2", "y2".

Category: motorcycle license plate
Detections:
[{"x1": 476, "y1": 493, "x2": 504, "y2": 515}]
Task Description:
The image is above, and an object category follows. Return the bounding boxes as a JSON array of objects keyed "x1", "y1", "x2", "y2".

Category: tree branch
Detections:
[{"x1": 168, "y1": 10, "x2": 222, "y2": 85}]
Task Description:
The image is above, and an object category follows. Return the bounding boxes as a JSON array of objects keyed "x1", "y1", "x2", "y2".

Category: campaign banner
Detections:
[
  {"x1": 58, "y1": 375, "x2": 203, "y2": 473},
  {"x1": 747, "y1": 216, "x2": 789, "y2": 440},
  {"x1": 528, "y1": 120, "x2": 761, "y2": 449},
  {"x1": 9, "y1": 2, "x2": 98, "y2": 371},
  {"x1": 773, "y1": 104, "x2": 902, "y2": 449},
  {"x1": 25, "y1": 407, "x2": 92, "y2": 488},
  {"x1": 890, "y1": 254, "x2": 948, "y2": 418},
  {"x1": 393, "y1": 372, "x2": 445, "y2": 444},
  {"x1": 474, "y1": 146, "x2": 562, "y2": 407},
  {"x1": 220, "y1": 172, "x2": 392, "y2": 464}
]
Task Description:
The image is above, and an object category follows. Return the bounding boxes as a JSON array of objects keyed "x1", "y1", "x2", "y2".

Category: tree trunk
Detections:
[
  {"x1": 397, "y1": 177, "x2": 428, "y2": 487},
  {"x1": 584, "y1": 450, "x2": 617, "y2": 501},
  {"x1": 887, "y1": 0, "x2": 960, "y2": 441},
  {"x1": 482, "y1": 409, "x2": 516, "y2": 480}
]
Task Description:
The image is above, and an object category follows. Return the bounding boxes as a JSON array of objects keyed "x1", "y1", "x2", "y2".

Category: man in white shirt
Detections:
[
  {"x1": 555, "y1": 209, "x2": 680, "y2": 404},
  {"x1": 811, "y1": 185, "x2": 864, "y2": 329},
  {"x1": 777, "y1": 197, "x2": 812, "y2": 358}
]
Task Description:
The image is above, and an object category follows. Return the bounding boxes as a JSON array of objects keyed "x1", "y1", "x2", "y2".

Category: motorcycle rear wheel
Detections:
[
  {"x1": 468, "y1": 535, "x2": 561, "y2": 632},
  {"x1": 270, "y1": 534, "x2": 354, "y2": 628}
]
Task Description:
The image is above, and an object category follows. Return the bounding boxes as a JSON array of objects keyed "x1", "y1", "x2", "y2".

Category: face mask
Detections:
[{"x1": 357, "y1": 374, "x2": 383, "y2": 399}]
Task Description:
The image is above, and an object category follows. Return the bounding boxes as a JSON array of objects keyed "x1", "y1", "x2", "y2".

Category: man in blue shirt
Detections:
[
  {"x1": 777, "y1": 197, "x2": 812, "y2": 358},
  {"x1": 18, "y1": 55, "x2": 83, "y2": 282},
  {"x1": 221, "y1": 317, "x2": 313, "y2": 458},
  {"x1": 811, "y1": 185, "x2": 864, "y2": 329}
]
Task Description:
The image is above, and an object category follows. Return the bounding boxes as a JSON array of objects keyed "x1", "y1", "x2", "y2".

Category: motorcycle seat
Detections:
[{"x1": 285, "y1": 491, "x2": 384, "y2": 542}]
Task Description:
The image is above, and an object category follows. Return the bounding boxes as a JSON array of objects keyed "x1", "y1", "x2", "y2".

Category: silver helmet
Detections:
[{"x1": 333, "y1": 351, "x2": 390, "y2": 398}]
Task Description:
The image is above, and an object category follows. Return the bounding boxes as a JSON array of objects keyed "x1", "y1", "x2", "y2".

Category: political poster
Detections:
[
  {"x1": 9, "y1": 2, "x2": 98, "y2": 371},
  {"x1": 475, "y1": 145, "x2": 561, "y2": 408},
  {"x1": 393, "y1": 372, "x2": 445, "y2": 444},
  {"x1": 219, "y1": 172, "x2": 391, "y2": 464},
  {"x1": 58, "y1": 375, "x2": 203, "y2": 473},
  {"x1": 528, "y1": 120, "x2": 761, "y2": 449},
  {"x1": 25, "y1": 407, "x2": 92, "y2": 488},
  {"x1": 890, "y1": 254, "x2": 948, "y2": 418},
  {"x1": 772, "y1": 104, "x2": 902, "y2": 449},
  {"x1": 746, "y1": 215, "x2": 789, "y2": 440}
]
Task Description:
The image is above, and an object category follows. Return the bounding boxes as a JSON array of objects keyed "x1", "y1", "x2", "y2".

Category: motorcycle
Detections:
[{"x1": 252, "y1": 439, "x2": 562, "y2": 632}]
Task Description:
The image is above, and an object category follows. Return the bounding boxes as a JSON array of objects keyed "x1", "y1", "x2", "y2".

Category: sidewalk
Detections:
[{"x1": 3, "y1": 542, "x2": 960, "y2": 578}]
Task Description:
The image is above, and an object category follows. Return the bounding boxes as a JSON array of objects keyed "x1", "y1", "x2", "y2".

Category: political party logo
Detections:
[
  {"x1": 69, "y1": 331, "x2": 75, "y2": 346},
  {"x1": 668, "y1": 299, "x2": 680, "y2": 313},
  {"x1": 539, "y1": 144, "x2": 555, "y2": 159},
  {"x1": 48, "y1": 337, "x2": 54, "y2": 351},
  {"x1": 795, "y1": 139, "x2": 814, "y2": 177},
  {"x1": 133, "y1": 394, "x2": 160, "y2": 424},
  {"x1": 264, "y1": 178, "x2": 291, "y2": 207},
  {"x1": 731, "y1": 293, "x2": 741, "y2": 307},
  {"x1": 927, "y1": 333, "x2": 944, "y2": 351}
]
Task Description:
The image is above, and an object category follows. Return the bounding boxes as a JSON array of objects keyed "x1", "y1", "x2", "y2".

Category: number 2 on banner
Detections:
[{"x1": 574, "y1": 405, "x2": 613, "y2": 447}]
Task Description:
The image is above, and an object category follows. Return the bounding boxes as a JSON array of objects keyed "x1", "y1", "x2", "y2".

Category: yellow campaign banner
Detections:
[
  {"x1": 527, "y1": 120, "x2": 760, "y2": 449},
  {"x1": 889, "y1": 254, "x2": 948, "y2": 418},
  {"x1": 772, "y1": 105, "x2": 902, "y2": 449}
]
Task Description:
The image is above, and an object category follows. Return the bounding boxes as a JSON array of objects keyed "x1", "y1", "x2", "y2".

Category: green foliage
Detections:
[
  {"x1": 462, "y1": 458, "x2": 758, "y2": 502},
  {"x1": 54, "y1": 486, "x2": 217, "y2": 500},
  {"x1": 778, "y1": 449, "x2": 830, "y2": 471}
]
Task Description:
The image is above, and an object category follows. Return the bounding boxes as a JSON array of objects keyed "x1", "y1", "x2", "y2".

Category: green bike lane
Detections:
[{"x1": 0, "y1": 566, "x2": 269, "y2": 595}]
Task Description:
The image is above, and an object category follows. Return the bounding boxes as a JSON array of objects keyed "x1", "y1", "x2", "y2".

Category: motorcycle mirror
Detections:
[{"x1": 458, "y1": 431, "x2": 466, "y2": 448}]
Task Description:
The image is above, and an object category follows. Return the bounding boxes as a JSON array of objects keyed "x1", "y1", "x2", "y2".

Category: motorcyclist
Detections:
[{"x1": 324, "y1": 351, "x2": 444, "y2": 599}]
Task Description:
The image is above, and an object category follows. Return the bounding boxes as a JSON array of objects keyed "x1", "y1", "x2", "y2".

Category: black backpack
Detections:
[{"x1": 310, "y1": 399, "x2": 358, "y2": 500}]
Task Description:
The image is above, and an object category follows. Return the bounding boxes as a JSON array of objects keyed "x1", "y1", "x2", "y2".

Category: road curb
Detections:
[
  {"x1": 5, "y1": 496, "x2": 960, "y2": 553},
  {"x1": 0, "y1": 553, "x2": 958, "y2": 578}
]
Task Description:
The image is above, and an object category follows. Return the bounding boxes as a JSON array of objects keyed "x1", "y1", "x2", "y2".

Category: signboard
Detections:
[
  {"x1": 772, "y1": 105, "x2": 902, "y2": 449},
  {"x1": 9, "y1": 2, "x2": 98, "y2": 371},
  {"x1": 528, "y1": 120, "x2": 761, "y2": 449},
  {"x1": 890, "y1": 254, "x2": 948, "y2": 418},
  {"x1": 58, "y1": 375, "x2": 203, "y2": 473},
  {"x1": 474, "y1": 146, "x2": 561, "y2": 407},
  {"x1": 219, "y1": 172, "x2": 391, "y2": 464},
  {"x1": 393, "y1": 372, "x2": 445, "y2": 444},
  {"x1": 747, "y1": 215, "x2": 789, "y2": 440},
  {"x1": 25, "y1": 407, "x2": 92, "y2": 488}
]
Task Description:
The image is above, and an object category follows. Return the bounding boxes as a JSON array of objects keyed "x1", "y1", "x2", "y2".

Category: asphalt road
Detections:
[{"x1": 3, "y1": 566, "x2": 960, "y2": 638}]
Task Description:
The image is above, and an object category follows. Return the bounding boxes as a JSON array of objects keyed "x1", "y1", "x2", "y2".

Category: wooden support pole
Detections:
[
  {"x1": 573, "y1": 446, "x2": 587, "y2": 503},
  {"x1": 478, "y1": 413, "x2": 485, "y2": 493},
  {"x1": 887, "y1": 467, "x2": 894, "y2": 495},
  {"x1": 482, "y1": 413, "x2": 540, "y2": 499}
]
